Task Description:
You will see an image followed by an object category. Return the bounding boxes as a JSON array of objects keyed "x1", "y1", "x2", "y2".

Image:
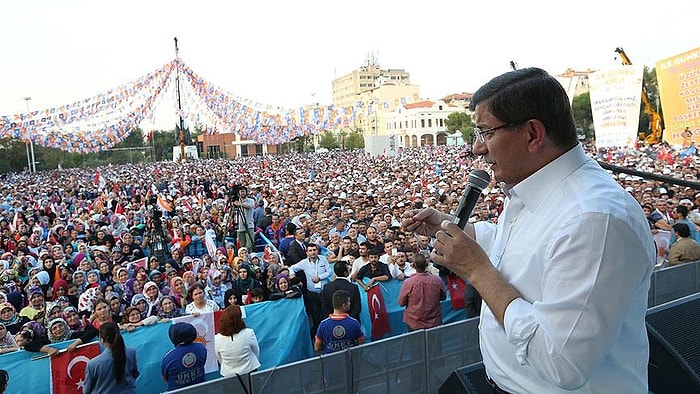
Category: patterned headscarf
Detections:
[
  {"x1": 78, "y1": 287, "x2": 99, "y2": 313},
  {"x1": 47, "y1": 318, "x2": 72, "y2": 343}
]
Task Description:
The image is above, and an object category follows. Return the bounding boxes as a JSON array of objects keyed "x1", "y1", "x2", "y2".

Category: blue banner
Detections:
[
  {"x1": 1, "y1": 297, "x2": 312, "y2": 394},
  {"x1": 359, "y1": 278, "x2": 464, "y2": 340}
]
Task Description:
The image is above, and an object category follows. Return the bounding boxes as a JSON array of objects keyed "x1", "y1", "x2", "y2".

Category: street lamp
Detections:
[{"x1": 23, "y1": 97, "x2": 36, "y2": 173}]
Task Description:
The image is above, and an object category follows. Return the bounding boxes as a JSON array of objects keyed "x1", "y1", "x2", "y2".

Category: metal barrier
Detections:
[
  {"x1": 649, "y1": 259, "x2": 700, "y2": 307},
  {"x1": 172, "y1": 260, "x2": 700, "y2": 394},
  {"x1": 169, "y1": 318, "x2": 482, "y2": 394}
]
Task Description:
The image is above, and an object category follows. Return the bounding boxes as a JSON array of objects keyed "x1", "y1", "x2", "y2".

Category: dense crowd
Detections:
[{"x1": 0, "y1": 141, "x2": 699, "y2": 365}]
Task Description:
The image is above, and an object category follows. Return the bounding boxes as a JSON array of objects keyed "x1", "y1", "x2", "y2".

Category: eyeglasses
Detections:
[{"x1": 474, "y1": 123, "x2": 514, "y2": 143}]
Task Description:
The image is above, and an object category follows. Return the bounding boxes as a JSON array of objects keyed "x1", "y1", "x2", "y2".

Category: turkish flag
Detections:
[
  {"x1": 446, "y1": 274, "x2": 466, "y2": 310},
  {"x1": 51, "y1": 342, "x2": 101, "y2": 394},
  {"x1": 367, "y1": 284, "x2": 391, "y2": 339}
]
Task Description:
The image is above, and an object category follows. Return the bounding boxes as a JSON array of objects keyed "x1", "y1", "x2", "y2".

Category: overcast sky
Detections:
[{"x1": 1, "y1": 0, "x2": 698, "y2": 130}]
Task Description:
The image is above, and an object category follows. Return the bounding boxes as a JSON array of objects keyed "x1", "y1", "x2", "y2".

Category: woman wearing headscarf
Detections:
[
  {"x1": 62, "y1": 306, "x2": 85, "y2": 334},
  {"x1": 141, "y1": 281, "x2": 162, "y2": 317},
  {"x1": 231, "y1": 263, "x2": 262, "y2": 305},
  {"x1": 78, "y1": 287, "x2": 101, "y2": 319},
  {"x1": 24, "y1": 316, "x2": 98, "y2": 356},
  {"x1": 0, "y1": 322, "x2": 18, "y2": 355},
  {"x1": 169, "y1": 276, "x2": 188, "y2": 309},
  {"x1": 52, "y1": 279, "x2": 69, "y2": 301},
  {"x1": 157, "y1": 295, "x2": 184, "y2": 321},
  {"x1": 268, "y1": 273, "x2": 302, "y2": 301},
  {"x1": 129, "y1": 294, "x2": 150, "y2": 320}
]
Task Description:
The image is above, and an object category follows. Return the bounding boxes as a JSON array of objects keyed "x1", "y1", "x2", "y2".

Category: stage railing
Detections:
[
  {"x1": 169, "y1": 318, "x2": 482, "y2": 394},
  {"x1": 649, "y1": 259, "x2": 700, "y2": 307}
]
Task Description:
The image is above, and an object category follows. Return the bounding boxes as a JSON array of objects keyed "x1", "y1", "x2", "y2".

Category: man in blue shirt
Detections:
[
  {"x1": 315, "y1": 290, "x2": 364, "y2": 354},
  {"x1": 161, "y1": 322, "x2": 207, "y2": 391}
]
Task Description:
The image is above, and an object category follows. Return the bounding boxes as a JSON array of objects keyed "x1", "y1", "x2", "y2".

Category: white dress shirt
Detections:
[{"x1": 474, "y1": 145, "x2": 655, "y2": 392}]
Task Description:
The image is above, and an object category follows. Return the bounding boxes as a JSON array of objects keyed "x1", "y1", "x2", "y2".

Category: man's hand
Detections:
[
  {"x1": 431, "y1": 220, "x2": 490, "y2": 279},
  {"x1": 402, "y1": 208, "x2": 452, "y2": 238}
]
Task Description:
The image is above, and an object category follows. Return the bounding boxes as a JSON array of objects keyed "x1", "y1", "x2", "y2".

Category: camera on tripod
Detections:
[
  {"x1": 147, "y1": 196, "x2": 163, "y2": 232},
  {"x1": 228, "y1": 183, "x2": 246, "y2": 199}
]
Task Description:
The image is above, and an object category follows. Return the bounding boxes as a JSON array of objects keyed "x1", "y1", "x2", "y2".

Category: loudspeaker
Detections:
[
  {"x1": 646, "y1": 292, "x2": 700, "y2": 393},
  {"x1": 439, "y1": 361, "x2": 495, "y2": 394}
]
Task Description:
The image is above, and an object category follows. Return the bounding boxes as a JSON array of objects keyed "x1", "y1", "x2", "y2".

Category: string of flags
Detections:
[{"x1": 0, "y1": 58, "x2": 419, "y2": 153}]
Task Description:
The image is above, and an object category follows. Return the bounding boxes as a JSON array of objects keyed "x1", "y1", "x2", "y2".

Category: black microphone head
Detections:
[{"x1": 467, "y1": 170, "x2": 491, "y2": 191}]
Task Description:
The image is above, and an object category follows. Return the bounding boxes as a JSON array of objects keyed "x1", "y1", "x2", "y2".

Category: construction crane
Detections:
[{"x1": 614, "y1": 47, "x2": 663, "y2": 144}]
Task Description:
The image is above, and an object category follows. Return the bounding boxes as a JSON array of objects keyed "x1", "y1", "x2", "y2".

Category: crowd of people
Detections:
[{"x1": 0, "y1": 120, "x2": 699, "y2": 389}]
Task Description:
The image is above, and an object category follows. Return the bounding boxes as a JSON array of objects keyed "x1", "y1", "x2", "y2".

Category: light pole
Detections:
[{"x1": 23, "y1": 97, "x2": 36, "y2": 173}]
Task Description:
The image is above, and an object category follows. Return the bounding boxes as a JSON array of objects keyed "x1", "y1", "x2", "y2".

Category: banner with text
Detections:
[
  {"x1": 589, "y1": 65, "x2": 643, "y2": 148},
  {"x1": 656, "y1": 46, "x2": 700, "y2": 146}
]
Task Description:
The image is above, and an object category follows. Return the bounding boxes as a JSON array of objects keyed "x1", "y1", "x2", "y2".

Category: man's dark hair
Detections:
[
  {"x1": 470, "y1": 67, "x2": 578, "y2": 149},
  {"x1": 413, "y1": 254, "x2": 428, "y2": 272},
  {"x1": 673, "y1": 222, "x2": 691, "y2": 238},
  {"x1": 285, "y1": 222, "x2": 297, "y2": 236},
  {"x1": 334, "y1": 261, "x2": 348, "y2": 276},
  {"x1": 332, "y1": 289, "x2": 351, "y2": 309},
  {"x1": 676, "y1": 205, "x2": 689, "y2": 219}
]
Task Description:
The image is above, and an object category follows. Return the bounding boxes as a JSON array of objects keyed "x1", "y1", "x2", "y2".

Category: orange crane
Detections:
[{"x1": 614, "y1": 47, "x2": 663, "y2": 144}]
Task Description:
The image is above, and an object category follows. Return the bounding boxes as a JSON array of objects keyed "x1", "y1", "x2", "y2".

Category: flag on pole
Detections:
[
  {"x1": 50, "y1": 342, "x2": 101, "y2": 394},
  {"x1": 127, "y1": 257, "x2": 147, "y2": 273},
  {"x1": 367, "y1": 284, "x2": 391, "y2": 339},
  {"x1": 446, "y1": 274, "x2": 466, "y2": 310}
]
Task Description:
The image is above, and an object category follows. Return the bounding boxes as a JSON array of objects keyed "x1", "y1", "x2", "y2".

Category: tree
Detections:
[
  {"x1": 572, "y1": 92, "x2": 594, "y2": 139},
  {"x1": 318, "y1": 131, "x2": 340, "y2": 149},
  {"x1": 445, "y1": 112, "x2": 475, "y2": 143},
  {"x1": 345, "y1": 130, "x2": 365, "y2": 149}
]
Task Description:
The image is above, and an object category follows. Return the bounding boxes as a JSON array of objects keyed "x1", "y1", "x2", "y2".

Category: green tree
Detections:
[
  {"x1": 345, "y1": 130, "x2": 365, "y2": 149},
  {"x1": 0, "y1": 139, "x2": 33, "y2": 173},
  {"x1": 445, "y1": 112, "x2": 475, "y2": 143},
  {"x1": 572, "y1": 92, "x2": 593, "y2": 139},
  {"x1": 318, "y1": 131, "x2": 340, "y2": 149}
]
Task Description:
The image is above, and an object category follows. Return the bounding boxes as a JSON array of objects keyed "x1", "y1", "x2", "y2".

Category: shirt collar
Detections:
[{"x1": 508, "y1": 144, "x2": 588, "y2": 212}]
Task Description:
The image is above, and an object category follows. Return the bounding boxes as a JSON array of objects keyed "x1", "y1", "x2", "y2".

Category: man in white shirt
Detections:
[
  {"x1": 405, "y1": 68, "x2": 655, "y2": 393},
  {"x1": 349, "y1": 242, "x2": 370, "y2": 281},
  {"x1": 289, "y1": 243, "x2": 332, "y2": 337},
  {"x1": 388, "y1": 249, "x2": 416, "y2": 280}
]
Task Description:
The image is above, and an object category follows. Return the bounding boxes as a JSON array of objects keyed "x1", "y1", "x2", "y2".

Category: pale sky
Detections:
[{"x1": 1, "y1": 0, "x2": 698, "y2": 131}]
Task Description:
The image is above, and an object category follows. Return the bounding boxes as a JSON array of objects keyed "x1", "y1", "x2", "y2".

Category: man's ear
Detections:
[{"x1": 523, "y1": 119, "x2": 547, "y2": 153}]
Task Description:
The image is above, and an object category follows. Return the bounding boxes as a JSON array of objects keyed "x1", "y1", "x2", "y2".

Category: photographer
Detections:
[
  {"x1": 141, "y1": 207, "x2": 172, "y2": 266},
  {"x1": 231, "y1": 185, "x2": 255, "y2": 251}
]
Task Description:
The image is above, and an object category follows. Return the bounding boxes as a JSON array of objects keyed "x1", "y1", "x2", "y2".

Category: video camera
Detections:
[{"x1": 228, "y1": 183, "x2": 246, "y2": 199}]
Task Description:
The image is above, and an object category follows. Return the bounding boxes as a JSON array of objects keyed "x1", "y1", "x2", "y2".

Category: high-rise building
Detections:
[
  {"x1": 332, "y1": 64, "x2": 411, "y2": 109},
  {"x1": 332, "y1": 64, "x2": 420, "y2": 137}
]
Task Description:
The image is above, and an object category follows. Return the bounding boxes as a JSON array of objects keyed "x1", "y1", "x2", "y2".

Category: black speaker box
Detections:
[
  {"x1": 439, "y1": 361, "x2": 495, "y2": 394},
  {"x1": 646, "y1": 292, "x2": 700, "y2": 393}
]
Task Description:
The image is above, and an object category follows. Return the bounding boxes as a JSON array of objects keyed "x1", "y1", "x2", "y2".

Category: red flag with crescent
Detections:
[
  {"x1": 446, "y1": 274, "x2": 466, "y2": 310},
  {"x1": 50, "y1": 342, "x2": 101, "y2": 394},
  {"x1": 367, "y1": 284, "x2": 391, "y2": 339}
]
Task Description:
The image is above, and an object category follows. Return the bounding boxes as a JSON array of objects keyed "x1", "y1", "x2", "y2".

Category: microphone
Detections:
[{"x1": 452, "y1": 169, "x2": 491, "y2": 228}]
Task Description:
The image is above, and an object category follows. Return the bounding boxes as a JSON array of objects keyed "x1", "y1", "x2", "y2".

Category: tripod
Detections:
[{"x1": 224, "y1": 197, "x2": 253, "y2": 250}]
